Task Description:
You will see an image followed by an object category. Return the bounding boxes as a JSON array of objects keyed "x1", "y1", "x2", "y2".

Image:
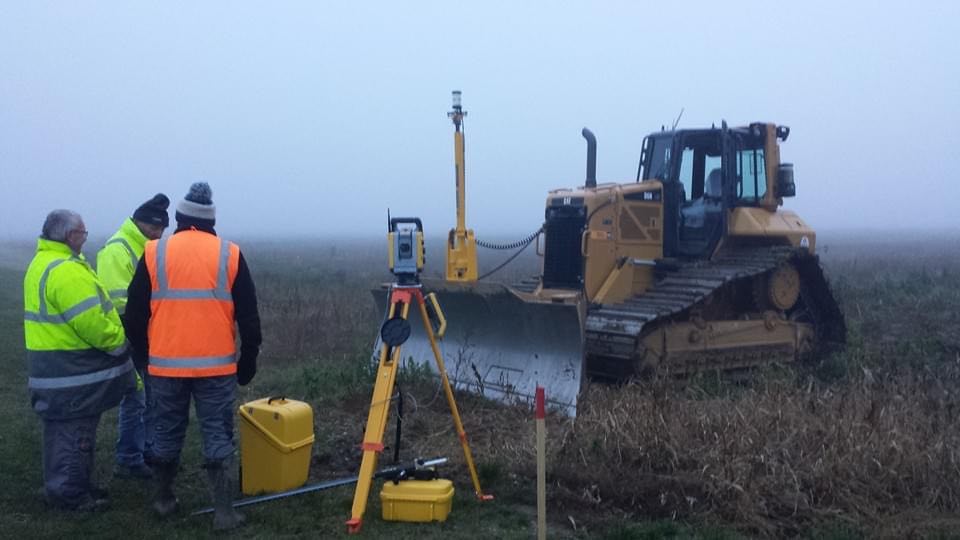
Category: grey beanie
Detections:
[{"x1": 176, "y1": 182, "x2": 216, "y2": 223}]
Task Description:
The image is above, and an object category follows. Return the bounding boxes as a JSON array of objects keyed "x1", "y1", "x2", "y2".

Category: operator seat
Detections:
[
  {"x1": 680, "y1": 167, "x2": 722, "y2": 229},
  {"x1": 705, "y1": 168, "x2": 722, "y2": 198}
]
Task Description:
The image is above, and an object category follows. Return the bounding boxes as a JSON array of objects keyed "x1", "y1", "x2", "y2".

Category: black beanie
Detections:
[{"x1": 132, "y1": 193, "x2": 170, "y2": 227}]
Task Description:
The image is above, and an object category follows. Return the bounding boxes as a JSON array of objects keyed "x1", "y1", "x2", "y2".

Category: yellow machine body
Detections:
[
  {"x1": 377, "y1": 121, "x2": 845, "y2": 414},
  {"x1": 530, "y1": 122, "x2": 843, "y2": 381},
  {"x1": 238, "y1": 397, "x2": 315, "y2": 495},
  {"x1": 545, "y1": 180, "x2": 666, "y2": 306},
  {"x1": 380, "y1": 479, "x2": 455, "y2": 523}
]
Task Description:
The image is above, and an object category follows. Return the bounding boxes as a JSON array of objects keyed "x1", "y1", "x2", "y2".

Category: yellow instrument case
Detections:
[
  {"x1": 380, "y1": 479, "x2": 454, "y2": 523},
  {"x1": 238, "y1": 397, "x2": 314, "y2": 495}
]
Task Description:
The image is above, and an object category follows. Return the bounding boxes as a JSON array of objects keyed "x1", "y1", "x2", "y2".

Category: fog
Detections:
[{"x1": 2, "y1": 1, "x2": 958, "y2": 243}]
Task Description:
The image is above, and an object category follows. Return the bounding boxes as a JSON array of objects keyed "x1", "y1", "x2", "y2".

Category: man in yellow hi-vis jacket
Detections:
[
  {"x1": 24, "y1": 209, "x2": 135, "y2": 511},
  {"x1": 97, "y1": 194, "x2": 168, "y2": 479}
]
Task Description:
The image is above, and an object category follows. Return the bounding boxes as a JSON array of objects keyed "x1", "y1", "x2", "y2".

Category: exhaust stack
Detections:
[{"x1": 582, "y1": 128, "x2": 597, "y2": 188}]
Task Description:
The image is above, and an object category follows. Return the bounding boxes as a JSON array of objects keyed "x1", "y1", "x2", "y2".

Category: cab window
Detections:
[
  {"x1": 678, "y1": 150, "x2": 693, "y2": 201},
  {"x1": 642, "y1": 136, "x2": 673, "y2": 181},
  {"x1": 736, "y1": 148, "x2": 767, "y2": 202},
  {"x1": 677, "y1": 144, "x2": 722, "y2": 202}
]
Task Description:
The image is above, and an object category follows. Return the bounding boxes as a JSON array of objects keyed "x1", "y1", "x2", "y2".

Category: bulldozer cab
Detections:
[
  {"x1": 641, "y1": 128, "x2": 727, "y2": 258},
  {"x1": 640, "y1": 122, "x2": 789, "y2": 259}
]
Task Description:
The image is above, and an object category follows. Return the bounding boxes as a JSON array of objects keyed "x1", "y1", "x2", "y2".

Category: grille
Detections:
[{"x1": 542, "y1": 207, "x2": 585, "y2": 289}]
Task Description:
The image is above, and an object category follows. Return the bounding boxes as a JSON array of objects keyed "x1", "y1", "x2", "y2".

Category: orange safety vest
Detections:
[{"x1": 143, "y1": 229, "x2": 241, "y2": 377}]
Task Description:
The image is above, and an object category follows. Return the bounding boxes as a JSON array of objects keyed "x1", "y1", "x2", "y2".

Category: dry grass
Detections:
[
  {"x1": 240, "y1": 232, "x2": 960, "y2": 538},
  {"x1": 389, "y1": 364, "x2": 960, "y2": 537},
  {"x1": 12, "y1": 231, "x2": 957, "y2": 537},
  {"x1": 558, "y1": 370, "x2": 960, "y2": 537}
]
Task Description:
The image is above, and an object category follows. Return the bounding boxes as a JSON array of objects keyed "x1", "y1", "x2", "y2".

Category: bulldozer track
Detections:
[{"x1": 580, "y1": 245, "x2": 845, "y2": 377}]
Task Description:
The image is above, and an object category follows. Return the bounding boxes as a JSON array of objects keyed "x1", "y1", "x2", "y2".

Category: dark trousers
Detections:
[
  {"x1": 149, "y1": 375, "x2": 236, "y2": 464},
  {"x1": 42, "y1": 414, "x2": 101, "y2": 505},
  {"x1": 116, "y1": 366, "x2": 149, "y2": 466}
]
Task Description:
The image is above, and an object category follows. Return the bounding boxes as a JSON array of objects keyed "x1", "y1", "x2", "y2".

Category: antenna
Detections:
[{"x1": 671, "y1": 107, "x2": 685, "y2": 130}]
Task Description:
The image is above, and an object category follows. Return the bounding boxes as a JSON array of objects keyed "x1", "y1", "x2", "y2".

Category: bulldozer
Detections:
[{"x1": 374, "y1": 95, "x2": 845, "y2": 415}]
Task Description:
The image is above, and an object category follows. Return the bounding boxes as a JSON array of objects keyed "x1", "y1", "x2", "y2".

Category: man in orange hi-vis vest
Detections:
[{"x1": 124, "y1": 182, "x2": 262, "y2": 531}]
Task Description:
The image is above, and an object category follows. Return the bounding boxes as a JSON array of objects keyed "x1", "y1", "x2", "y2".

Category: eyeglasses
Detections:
[{"x1": 71, "y1": 229, "x2": 88, "y2": 238}]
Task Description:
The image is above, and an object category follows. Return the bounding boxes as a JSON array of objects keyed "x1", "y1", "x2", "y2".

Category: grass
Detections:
[
  {"x1": 0, "y1": 263, "x2": 556, "y2": 539},
  {"x1": 2, "y1": 231, "x2": 960, "y2": 538}
]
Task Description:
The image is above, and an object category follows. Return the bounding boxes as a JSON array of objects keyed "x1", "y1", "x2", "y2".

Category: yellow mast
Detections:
[{"x1": 445, "y1": 90, "x2": 478, "y2": 281}]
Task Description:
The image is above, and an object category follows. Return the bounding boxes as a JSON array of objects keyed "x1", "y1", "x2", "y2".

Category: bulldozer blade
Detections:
[{"x1": 372, "y1": 279, "x2": 584, "y2": 415}]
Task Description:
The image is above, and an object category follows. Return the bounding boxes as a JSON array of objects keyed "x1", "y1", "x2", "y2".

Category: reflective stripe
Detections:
[
  {"x1": 24, "y1": 295, "x2": 101, "y2": 324},
  {"x1": 95, "y1": 286, "x2": 112, "y2": 313},
  {"x1": 156, "y1": 236, "x2": 168, "y2": 293},
  {"x1": 28, "y1": 348, "x2": 120, "y2": 378},
  {"x1": 216, "y1": 237, "x2": 230, "y2": 290},
  {"x1": 153, "y1": 289, "x2": 232, "y2": 300},
  {"x1": 23, "y1": 312, "x2": 49, "y2": 323},
  {"x1": 106, "y1": 237, "x2": 139, "y2": 269},
  {"x1": 154, "y1": 236, "x2": 232, "y2": 301},
  {"x1": 106, "y1": 343, "x2": 128, "y2": 357},
  {"x1": 37, "y1": 259, "x2": 69, "y2": 317},
  {"x1": 150, "y1": 355, "x2": 235, "y2": 368},
  {"x1": 27, "y1": 256, "x2": 114, "y2": 323},
  {"x1": 28, "y1": 359, "x2": 133, "y2": 390},
  {"x1": 61, "y1": 295, "x2": 103, "y2": 320},
  {"x1": 108, "y1": 289, "x2": 128, "y2": 299}
]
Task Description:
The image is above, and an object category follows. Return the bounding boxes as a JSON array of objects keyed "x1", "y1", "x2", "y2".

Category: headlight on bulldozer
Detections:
[{"x1": 777, "y1": 163, "x2": 796, "y2": 198}]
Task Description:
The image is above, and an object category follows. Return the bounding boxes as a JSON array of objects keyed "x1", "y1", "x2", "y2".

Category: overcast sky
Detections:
[{"x1": 1, "y1": 1, "x2": 958, "y2": 242}]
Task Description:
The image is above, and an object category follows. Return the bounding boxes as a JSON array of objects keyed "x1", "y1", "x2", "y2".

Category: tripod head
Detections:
[{"x1": 387, "y1": 216, "x2": 424, "y2": 286}]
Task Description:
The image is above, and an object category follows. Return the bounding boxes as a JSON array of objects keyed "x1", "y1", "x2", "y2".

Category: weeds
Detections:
[{"x1": 3, "y1": 233, "x2": 960, "y2": 538}]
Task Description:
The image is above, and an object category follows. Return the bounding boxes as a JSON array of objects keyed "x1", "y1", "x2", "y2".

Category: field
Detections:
[{"x1": 1, "y1": 230, "x2": 959, "y2": 539}]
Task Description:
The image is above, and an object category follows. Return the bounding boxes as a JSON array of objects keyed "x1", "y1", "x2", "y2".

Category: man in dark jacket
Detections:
[{"x1": 124, "y1": 182, "x2": 261, "y2": 530}]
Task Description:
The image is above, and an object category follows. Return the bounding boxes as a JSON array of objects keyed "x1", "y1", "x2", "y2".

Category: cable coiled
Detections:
[
  {"x1": 476, "y1": 227, "x2": 543, "y2": 250},
  {"x1": 476, "y1": 226, "x2": 543, "y2": 281}
]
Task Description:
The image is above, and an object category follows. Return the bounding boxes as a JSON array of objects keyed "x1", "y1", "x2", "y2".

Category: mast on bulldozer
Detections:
[{"x1": 445, "y1": 90, "x2": 478, "y2": 281}]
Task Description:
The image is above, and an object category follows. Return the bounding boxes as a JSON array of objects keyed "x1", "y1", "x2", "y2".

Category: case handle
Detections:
[{"x1": 267, "y1": 396, "x2": 287, "y2": 404}]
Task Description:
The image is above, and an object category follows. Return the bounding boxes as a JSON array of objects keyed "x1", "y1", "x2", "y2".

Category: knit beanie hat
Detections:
[
  {"x1": 175, "y1": 182, "x2": 216, "y2": 226},
  {"x1": 132, "y1": 193, "x2": 170, "y2": 227}
]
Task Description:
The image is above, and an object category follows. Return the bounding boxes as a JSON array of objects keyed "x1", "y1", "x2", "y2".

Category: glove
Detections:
[{"x1": 237, "y1": 353, "x2": 257, "y2": 386}]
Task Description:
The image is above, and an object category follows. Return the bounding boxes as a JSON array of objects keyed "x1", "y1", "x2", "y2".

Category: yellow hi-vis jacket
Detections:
[
  {"x1": 24, "y1": 238, "x2": 134, "y2": 420},
  {"x1": 96, "y1": 218, "x2": 148, "y2": 315}
]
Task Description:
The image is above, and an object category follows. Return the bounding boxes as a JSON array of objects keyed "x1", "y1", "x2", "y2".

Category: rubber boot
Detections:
[
  {"x1": 206, "y1": 458, "x2": 245, "y2": 531},
  {"x1": 151, "y1": 460, "x2": 179, "y2": 516}
]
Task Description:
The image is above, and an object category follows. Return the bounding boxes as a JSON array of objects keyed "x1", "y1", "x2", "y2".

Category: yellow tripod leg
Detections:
[
  {"x1": 347, "y1": 295, "x2": 410, "y2": 533},
  {"x1": 415, "y1": 294, "x2": 494, "y2": 501}
]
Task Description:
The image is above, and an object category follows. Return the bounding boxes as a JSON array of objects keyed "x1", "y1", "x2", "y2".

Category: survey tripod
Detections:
[{"x1": 346, "y1": 217, "x2": 492, "y2": 534}]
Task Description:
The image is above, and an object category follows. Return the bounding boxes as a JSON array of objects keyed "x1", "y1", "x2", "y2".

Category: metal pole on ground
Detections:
[{"x1": 536, "y1": 385, "x2": 546, "y2": 540}]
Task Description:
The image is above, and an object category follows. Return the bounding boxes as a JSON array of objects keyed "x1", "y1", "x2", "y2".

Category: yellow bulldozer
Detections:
[{"x1": 376, "y1": 94, "x2": 845, "y2": 415}]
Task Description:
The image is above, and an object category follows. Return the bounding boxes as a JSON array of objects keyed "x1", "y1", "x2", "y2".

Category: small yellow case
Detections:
[
  {"x1": 380, "y1": 479, "x2": 455, "y2": 523},
  {"x1": 238, "y1": 397, "x2": 315, "y2": 495}
]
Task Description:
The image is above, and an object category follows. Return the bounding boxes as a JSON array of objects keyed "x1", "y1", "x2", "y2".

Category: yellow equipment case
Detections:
[
  {"x1": 238, "y1": 397, "x2": 315, "y2": 495},
  {"x1": 380, "y1": 479, "x2": 455, "y2": 523}
]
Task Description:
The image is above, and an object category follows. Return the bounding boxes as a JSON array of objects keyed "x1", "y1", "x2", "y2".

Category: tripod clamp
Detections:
[{"x1": 380, "y1": 286, "x2": 447, "y2": 348}]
